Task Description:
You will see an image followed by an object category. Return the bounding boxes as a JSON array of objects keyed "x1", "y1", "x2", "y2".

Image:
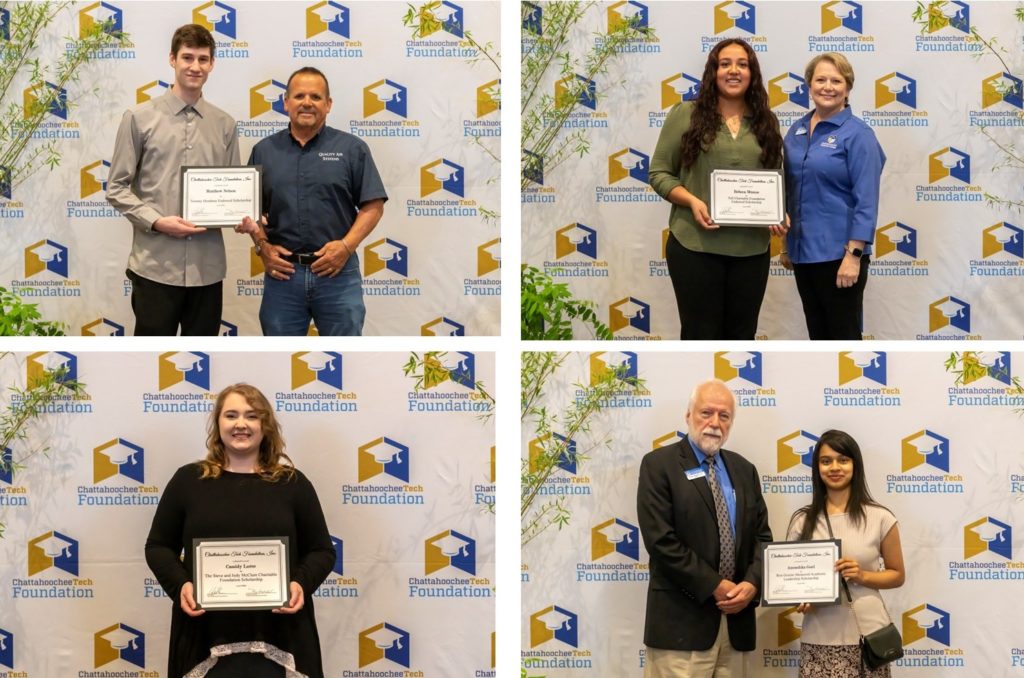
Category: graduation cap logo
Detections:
[
  {"x1": 358, "y1": 436, "x2": 410, "y2": 482},
  {"x1": 330, "y1": 536, "x2": 344, "y2": 576},
  {"x1": 0, "y1": 447, "x2": 13, "y2": 485},
  {"x1": 982, "y1": 222, "x2": 1023, "y2": 259},
  {"x1": 928, "y1": 147, "x2": 970, "y2": 184},
  {"x1": 875, "y1": 222, "x2": 917, "y2": 258},
  {"x1": 661, "y1": 73, "x2": 701, "y2": 109},
  {"x1": 589, "y1": 351, "x2": 638, "y2": 385},
  {"x1": 79, "y1": 1, "x2": 123, "y2": 38},
  {"x1": 291, "y1": 351, "x2": 343, "y2": 390},
  {"x1": 136, "y1": 80, "x2": 169, "y2": 104},
  {"x1": 778, "y1": 606, "x2": 804, "y2": 646},
  {"x1": 714, "y1": 351, "x2": 762, "y2": 385},
  {"x1": 157, "y1": 352, "x2": 210, "y2": 390},
  {"x1": 358, "y1": 622, "x2": 410, "y2": 668},
  {"x1": 306, "y1": 1, "x2": 349, "y2": 38},
  {"x1": 27, "y1": 351, "x2": 78, "y2": 387},
  {"x1": 94, "y1": 623, "x2": 145, "y2": 668},
  {"x1": 777, "y1": 430, "x2": 818, "y2": 472},
  {"x1": 425, "y1": 529, "x2": 476, "y2": 575},
  {"x1": 928, "y1": 296, "x2": 970, "y2": 333},
  {"x1": 965, "y1": 517, "x2": 1012, "y2": 559},
  {"x1": 608, "y1": 148, "x2": 650, "y2": 184},
  {"x1": 555, "y1": 223, "x2": 598, "y2": 260},
  {"x1": 522, "y1": 1, "x2": 543, "y2": 35},
  {"x1": 838, "y1": 351, "x2": 887, "y2": 385},
  {"x1": 982, "y1": 72, "x2": 1023, "y2": 109},
  {"x1": 609, "y1": 296, "x2": 651, "y2": 334},
  {"x1": 0, "y1": 165, "x2": 10, "y2": 200},
  {"x1": 419, "y1": 0, "x2": 463, "y2": 38},
  {"x1": 477, "y1": 78, "x2": 500, "y2": 117},
  {"x1": 249, "y1": 79, "x2": 287, "y2": 118},
  {"x1": 903, "y1": 604, "x2": 950, "y2": 646},
  {"x1": 0, "y1": 626, "x2": 12, "y2": 669},
  {"x1": 652, "y1": 430, "x2": 686, "y2": 449},
  {"x1": 363, "y1": 79, "x2": 407, "y2": 118},
  {"x1": 554, "y1": 74, "x2": 597, "y2": 111},
  {"x1": 94, "y1": 438, "x2": 145, "y2": 484},
  {"x1": 901, "y1": 430, "x2": 950, "y2": 472},
  {"x1": 23, "y1": 81, "x2": 68, "y2": 120},
  {"x1": 528, "y1": 433, "x2": 577, "y2": 475},
  {"x1": 530, "y1": 605, "x2": 578, "y2": 648},
  {"x1": 422, "y1": 351, "x2": 476, "y2": 389},
  {"x1": 927, "y1": 0, "x2": 969, "y2": 33},
  {"x1": 592, "y1": 518, "x2": 640, "y2": 561},
  {"x1": 80, "y1": 159, "x2": 111, "y2": 198},
  {"x1": 608, "y1": 1, "x2": 648, "y2": 32},
  {"x1": 24, "y1": 239, "x2": 69, "y2": 278},
  {"x1": 875, "y1": 72, "x2": 916, "y2": 109},
  {"x1": 421, "y1": 317, "x2": 466, "y2": 337},
  {"x1": 363, "y1": 238, "x2": 408, "y2": 277},
  {"x1": 963, "y1": 351, "x2": 1013, "y2": 387},
  {"x1": 769, "y1": 73, "x2": 809, "y2": 109},
  {"x1": 193, "y1": 1, "x2": 236, "y2": 38},
  {"x1": 522, "y1": 149, "x2": 544, "y2": 185},
  {"x1": 420, "y1": 158, "x2": 465, "y2": 198},
  {"x1": 477, "y1": 238, "x2": 500, "y2": 276},
  {"x1": 714, "y1": 0, "x2": 756, "y2": 34},
  {"x1": 821, "y1": 0, "x2": 862, "y2": 33},
  {"x1": 218, "y1": 320, "x2": 238, "y2": 337},
  {"x1": 28, "y1": 530, "x2": 79, "y2": 576}
]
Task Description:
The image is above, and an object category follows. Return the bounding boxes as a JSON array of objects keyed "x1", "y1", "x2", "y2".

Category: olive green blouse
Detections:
[{"x1": 649, "y1": 101, "x2": 779, "y2": 257}]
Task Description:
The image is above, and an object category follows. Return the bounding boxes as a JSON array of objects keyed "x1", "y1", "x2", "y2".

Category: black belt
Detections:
[{"x1": 281, "y1": 252, "x2": 321, "y2": 266}]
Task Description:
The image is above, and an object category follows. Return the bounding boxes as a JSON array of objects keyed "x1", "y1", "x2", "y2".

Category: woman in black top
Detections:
[{"x1": 145, "y1": 383, "x2": 335, "y2": 677}]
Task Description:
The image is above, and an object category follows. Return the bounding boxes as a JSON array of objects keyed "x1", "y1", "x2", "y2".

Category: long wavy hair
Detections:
[
  {"x1": 200, "y1": 383, "x2": 295, "y2": 482},
  {"x1": 790, "y1": 429, "x2": 889, "y2": 540},
  {"x1": 680, "y1": 38, "x2": 782, "y2": 170}
]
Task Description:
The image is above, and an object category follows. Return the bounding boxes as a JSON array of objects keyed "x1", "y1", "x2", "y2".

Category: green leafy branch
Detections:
[
  {"x1": 403, "y1": 351, "x2": 495, "y2": 424},
  {"x1": 0, "y1": 286, "x2": 66, "y2": 336},
  {"x1": 521, "y1": 265, "x2": 612, "y2": 340}
]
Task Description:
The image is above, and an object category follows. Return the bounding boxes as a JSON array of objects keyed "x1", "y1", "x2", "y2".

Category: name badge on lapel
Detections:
[{"x1": 684, "y1": 467, "x2": 706, "y2": 481}]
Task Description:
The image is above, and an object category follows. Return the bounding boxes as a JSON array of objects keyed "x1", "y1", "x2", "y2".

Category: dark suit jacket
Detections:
[{"x1": 637, "y1": 436, "x2": 772, "y2": 651}]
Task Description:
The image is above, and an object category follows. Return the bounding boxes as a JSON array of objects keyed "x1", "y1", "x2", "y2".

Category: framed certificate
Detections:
[
  {"x1": 193, "y1": 537, "x2": 289, "y2": 610},
  {"x1": 761, "y1": 539, "x2": 841, "y2": 607},
  {"x1": 180, "y1": 165, "x2": 261, "y2": 228},
  {"x1": 709, "y1": 168, "x2": 785, "y2": 226}
]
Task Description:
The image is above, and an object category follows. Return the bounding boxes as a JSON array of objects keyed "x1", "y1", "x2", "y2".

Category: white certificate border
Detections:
[
  {"x1": 761, "y1": 539, "x2": 840, "y2": 607},
  {"x1": 193, "y1": 536, "x2": 289, "y2": 610},
  {"x1": 180, "y1": 165, "x2": 261, "y2": 228},
  {"x1": 709, "y1": 168, "x2": 785, "y2": 226}
]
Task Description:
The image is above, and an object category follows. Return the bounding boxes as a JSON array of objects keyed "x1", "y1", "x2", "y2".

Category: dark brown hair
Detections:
[
  {"x1": 680, "y1": 38, "x2": 782, "y2": 170},
  {"x1": 201, "y1": 383, "x2": 295, "y2": 482},
  {"x1": 170, "y1": 24, "x2": 216, "y2": 58},
  {"x1": 287, "y1": 66, "x2": 331, "y2": 98}
]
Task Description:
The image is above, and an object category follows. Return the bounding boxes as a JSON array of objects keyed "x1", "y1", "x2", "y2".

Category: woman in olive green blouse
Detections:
[{"x1": 649, "y1": 38, "x2": 787, "y2": 340}]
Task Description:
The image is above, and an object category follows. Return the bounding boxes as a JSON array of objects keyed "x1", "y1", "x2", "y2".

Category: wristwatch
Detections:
[
  {"x1": 846, "y1": 244, "x2": 863, "y2": 257},
  {"x1": 254, "y1": 238, "x2": 269, "y2": 255}
]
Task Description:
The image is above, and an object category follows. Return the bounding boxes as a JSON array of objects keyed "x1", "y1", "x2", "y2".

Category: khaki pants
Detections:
[{"x1": 645, "y1": 615, "x2": 748, "y2": 678}]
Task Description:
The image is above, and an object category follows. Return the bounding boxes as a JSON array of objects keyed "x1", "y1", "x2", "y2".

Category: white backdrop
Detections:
[
  {"x1": 521, "y1": 1, "x2": 1024, "y2": 340},
  {"x1": 0, "y1": 350, "x2": 495, "y2": 676},
  {"x1": 521, "y1": 350, "x2": 1024, "y2": 676},
  {"x1": 0, "y1": 1, "x2": 501, "y2": 336}
]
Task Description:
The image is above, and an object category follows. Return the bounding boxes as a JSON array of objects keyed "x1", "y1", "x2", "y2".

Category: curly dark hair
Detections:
[{"x1": 680, "y1": 38, "x2": 782, "y2": 170}]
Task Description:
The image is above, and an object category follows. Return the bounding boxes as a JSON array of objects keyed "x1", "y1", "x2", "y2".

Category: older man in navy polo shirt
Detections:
[{"x1": 242, "y1": 66, "x2": 387, "y2": 335}]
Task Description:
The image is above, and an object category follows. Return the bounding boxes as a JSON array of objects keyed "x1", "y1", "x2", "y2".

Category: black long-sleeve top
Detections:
[{"x1": 145, "y1": 463, "x2": 335, "y2": 677}]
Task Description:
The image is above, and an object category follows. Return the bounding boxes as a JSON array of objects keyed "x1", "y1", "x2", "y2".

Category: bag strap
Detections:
[{"x1": 822, "y1": 510, "x2": 894, "y2": 638}]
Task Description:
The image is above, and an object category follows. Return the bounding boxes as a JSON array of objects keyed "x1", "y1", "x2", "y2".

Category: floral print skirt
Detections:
[{"x1": 800, "y1": 643, "x2": 891, "y2": 678}]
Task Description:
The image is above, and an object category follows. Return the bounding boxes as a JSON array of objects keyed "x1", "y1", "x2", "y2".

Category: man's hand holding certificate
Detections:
[{"x1": 181, "y1": 166, "x2": 262, "y2": 227}]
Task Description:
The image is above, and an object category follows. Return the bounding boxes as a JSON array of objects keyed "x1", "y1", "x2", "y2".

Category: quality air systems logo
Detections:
[
  {"x1": 344, "y1": 436, "x2": 423, "y2": 507},
  {"x1": 524, "y1": 605, "x2": 592, "y2": 671},
  {"x1": 598, "y1": 147, "x2": 658, "y2": 204},
  {"x1": 296, "y1": 2, "x2": 362, "y2": 60},
  {"x1": 408, "y1": 158, "x2": 478, "y2": 219},
  {"x1": 945, "y1": 351, "x2": 1023, "y2": 407},
  {"x1": 353, "y1": 78, "x2": 421, "y2": 139},
  {"x1": 714, "y1": 351, "x2": 777, "y2": 407},
  {"x1": 761, "y1": 430, "x2": 816, "y2": 495},
  {"x1": 358, "y1": 622, "x2": 411, "y2": 669},
  {"x1": 93, "y1": 623, "x2": 144, "y2": 669},
  {"x1": 918, "y1": 146, "x2": 983, "y2": 204},
  {"x1": 408, "y1": 352, "x2": 492, "y2": 414},
  {"x1": 899, "y1": 604, "x2": 964, "y2": 669},
  {"x1": 949, "y1": 517, "x2": 1022, "y2": 586},
  {"x1": 192, "y1": 1, "x2": 250, "y2": 58},
  {"x1": 82, "y1": 438, "x2": 160, "y2": 509},
  {"x1": 411, "y1": 529, "x2": 491, "y2": 599},
  {"x1": 281, "y1": 351, "x2": 358, "y2": 414},
  {"x1": 543, "y1": 223, "x2": 608, "y2": 279},
  {"x1": 809, "y1": 1, "x2": 875, "y2": 54},
  {"x1": 578, "y1": 518, "x2": 649, "y2": 584},
  {"x1": 886, "y1": 430, "x2": 963, "y2": 495}
]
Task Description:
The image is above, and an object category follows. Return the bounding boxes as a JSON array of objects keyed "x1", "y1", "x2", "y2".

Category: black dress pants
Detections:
[
  {"x1": 791, "y1": 256, "x2": 870, "y2": 340},
  {"x1": 665, "y1": 233, "x2": 770, "y2": 340},
  {"x1": 205, "y1": 651, "x2": 286, "y2": 677},
  {"x1": 126, "y1": 269, "x2": 222, "y2": 336}
]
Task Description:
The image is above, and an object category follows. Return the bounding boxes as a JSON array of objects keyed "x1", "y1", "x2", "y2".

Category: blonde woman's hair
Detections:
[
  {"x1": 804, "y1": 52, "x2": 855, "y2": 95},
  {"x1": 200, "y1": 383, "x2": 295, "y2": 482}
]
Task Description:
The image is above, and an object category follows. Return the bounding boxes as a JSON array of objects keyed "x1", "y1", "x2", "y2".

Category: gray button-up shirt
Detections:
[{"x1": 107, "y1": 88, "x2": 240, "y2": 287}]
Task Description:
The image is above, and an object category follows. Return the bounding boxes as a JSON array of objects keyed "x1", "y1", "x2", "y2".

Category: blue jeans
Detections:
[{"x1": 259, "y1": 255, "x2": 365, "y2": 335}]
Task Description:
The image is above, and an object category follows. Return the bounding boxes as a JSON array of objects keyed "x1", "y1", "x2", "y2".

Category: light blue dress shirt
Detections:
[
  {"x1": 783, "y1": 106, "x2": 886, "y2": 264},
  {"x1": 688, "y1": 436, "x2": 737, "y2": 535}
]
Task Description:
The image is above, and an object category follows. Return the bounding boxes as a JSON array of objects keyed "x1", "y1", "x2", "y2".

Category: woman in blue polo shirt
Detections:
[{"x1": 781, "y1": 53, "x2": 885, "y2": 340}]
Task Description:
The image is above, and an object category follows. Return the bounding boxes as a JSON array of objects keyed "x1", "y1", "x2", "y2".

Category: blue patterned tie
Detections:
[{"x1": 705, "y1": 457, "x2": 736, "y2": 581}]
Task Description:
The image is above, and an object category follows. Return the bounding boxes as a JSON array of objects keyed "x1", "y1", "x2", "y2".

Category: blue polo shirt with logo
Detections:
[
  {"x1": 783, "y1": 106, "x2": 885, "y2": 264},
  {"x1": 247, "y1": 125, "x2": 388, "y2": 253}
]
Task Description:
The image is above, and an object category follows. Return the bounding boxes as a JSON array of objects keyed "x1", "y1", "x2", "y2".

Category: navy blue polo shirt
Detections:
[{"x1": 247, "y1": 125, "x2": 388, "y2": 253}]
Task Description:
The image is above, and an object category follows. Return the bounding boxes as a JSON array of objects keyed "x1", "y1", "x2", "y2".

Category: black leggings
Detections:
[
  {"x1": 665, "y1": 234, "x2": 770, "y2": 340},
  {"x1": 205, "y1": 652, "x2": 286, "y2": 677},
  {"x1": 792, "y1": 256, "x2": 870, "y2": 340}
]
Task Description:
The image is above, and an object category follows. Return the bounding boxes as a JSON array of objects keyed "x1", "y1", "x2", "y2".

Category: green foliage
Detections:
[
  {"x1": 0, "y1": 1, "x2": 129, "y2": 193},
  {"x1": 403, "y1": 351, "x2": 495, "y2": 423},
  {"x1": 0, "y1": 354, "x2": 87, "y2": 537},
  {"x1": 912, "y1": 1, "x2": 1023, "y2": 211},
  {"x1": 521, "y1": 265, "x2": 612, "y2": 340},
  {"x1": 521, "y1": 352, "x2": 644, "y2": 546},
  {"x1": 0, "y1": 286, "x2": 65, "y2": 335},
  {"x1": 945, "y1": 352, "x2": 1024, "y2": 391},
  {"x1": 521, "y1": 0, "x2": 654, "y2": 190}
]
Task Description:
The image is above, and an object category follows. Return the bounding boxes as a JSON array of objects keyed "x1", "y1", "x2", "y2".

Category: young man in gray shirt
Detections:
[{"x1": 107, "y1": 24, "x2": 240, "y2": 335}]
